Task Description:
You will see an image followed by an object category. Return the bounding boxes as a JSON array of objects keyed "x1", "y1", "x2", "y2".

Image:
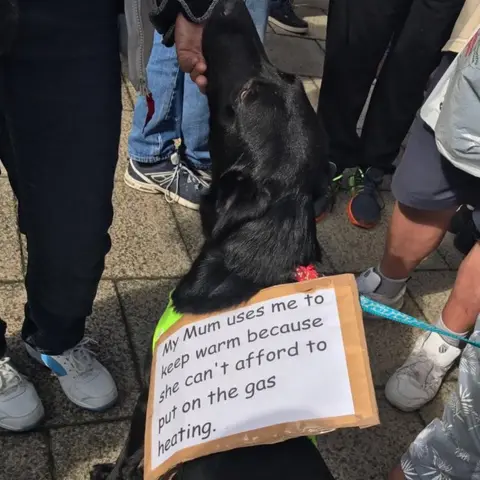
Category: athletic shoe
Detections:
[
  {"x1": 385, "y1": 332, "x2": 461, "y2": 411},
  {"x1": 0, "y1": 356, "x2": 44, "y2": 431},
  {"x1": 124, "y1": 153, "x2": 211, "y2": 210},
  {"x1": 314, "y1": 162, "x2": 343, "y2": 222},
  {"x1": 269, "y1": 0, "x2": 308, "y2": 34},
  {"x1": 347, "y1": 167, "x2": 384, "y2": 229},
  {"x1": 26, "y1": 338, "x2": 117, "y2": 412},
  {"x1": 356, "y1": 267, "x2": 406, "y2": 311}
]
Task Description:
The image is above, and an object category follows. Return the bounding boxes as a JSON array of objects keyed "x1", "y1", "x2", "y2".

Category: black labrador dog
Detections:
[{"x1": 91, "y1": 0, "x2": 334, "y2": 478}]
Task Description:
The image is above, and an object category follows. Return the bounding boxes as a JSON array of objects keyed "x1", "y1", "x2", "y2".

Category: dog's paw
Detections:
[{"x1": 90, "y1": 463, "x2": 114, "y2": 480}]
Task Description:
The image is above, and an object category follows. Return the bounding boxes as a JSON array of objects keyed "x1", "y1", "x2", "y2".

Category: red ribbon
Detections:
[{"x1": 294, "y1": 265, "x2": 319, "y2": 282}]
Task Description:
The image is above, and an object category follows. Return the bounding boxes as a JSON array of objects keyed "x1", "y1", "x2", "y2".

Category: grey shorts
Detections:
[{"x1": 392, "y1": 55, "x2": 480, "y2": 211}]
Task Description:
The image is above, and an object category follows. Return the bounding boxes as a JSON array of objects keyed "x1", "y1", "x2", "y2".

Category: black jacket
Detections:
[{"x1": 150, "y1": 0, "x2": 218, "y2": 46}]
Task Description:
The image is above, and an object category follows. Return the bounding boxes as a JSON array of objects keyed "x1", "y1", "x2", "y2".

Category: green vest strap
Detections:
[{"x1": 152, "y1": 294, "x2": 183, "y2": 350}]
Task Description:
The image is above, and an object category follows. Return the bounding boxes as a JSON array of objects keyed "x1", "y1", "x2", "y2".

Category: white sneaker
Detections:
[
  {"x1": 385, "y1": 332, "x2": 461, "y2": 412},
  {"x1": 0, "y1": 357, "x2": 44, "y2": 431},
  {"x1": 357, "y1": 267, "x2": 406, "y2": 310},
  {"x1": 26, "y1": 338, "x2": 118, "y2": 412}
]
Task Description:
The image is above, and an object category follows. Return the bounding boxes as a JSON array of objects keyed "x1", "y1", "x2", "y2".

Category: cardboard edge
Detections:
[{"x1": 145, "y1": 274, "x2": 380, "y2": 479}]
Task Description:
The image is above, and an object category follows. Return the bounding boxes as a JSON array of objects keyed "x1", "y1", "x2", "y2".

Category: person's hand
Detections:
[{"x1": 175, "y1": 14, "x2": 207, "y2": 92}]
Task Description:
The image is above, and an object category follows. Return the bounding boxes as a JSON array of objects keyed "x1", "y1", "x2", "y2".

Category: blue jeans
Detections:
[{"x1": 128, "y1": 0, "x2": 269, "y2": 168}]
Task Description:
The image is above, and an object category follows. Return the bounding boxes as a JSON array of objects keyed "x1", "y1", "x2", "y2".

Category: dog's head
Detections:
[{"x1": 173, "y1": 0, "x2": 329, "y2": 314}]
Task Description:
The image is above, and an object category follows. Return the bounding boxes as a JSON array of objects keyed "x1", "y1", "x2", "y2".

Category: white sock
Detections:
[
  {"x1": 374, "y1": 266, "x2": 408, "y2": 298},
  {"x1": 436, "y1": 316, "x2": 469, "y2": 348}
]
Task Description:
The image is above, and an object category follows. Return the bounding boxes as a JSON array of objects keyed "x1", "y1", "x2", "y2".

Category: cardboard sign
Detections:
[{"x1": 145, "y1": 274, "x2": 379, "y2": 480}]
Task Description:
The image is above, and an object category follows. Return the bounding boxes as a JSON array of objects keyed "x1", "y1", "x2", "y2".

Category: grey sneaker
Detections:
[
  {"x1": 356, "y1": 267, "x2": 406, "y2": 311},
  {"x1": 26, "y1": 338, "x2": 117, "y2": 412},
  {"x1": 385, "y1": 332, "x2": 461, "y2": 411},
  {"x1": 0, "y1": 356, "x2": 44, "y2": 431},
  {"x1": 124, "y1": 153, "x2": 211, "y2": 210}
]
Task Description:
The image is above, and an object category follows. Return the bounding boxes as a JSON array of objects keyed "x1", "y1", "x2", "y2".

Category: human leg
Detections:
[
  {"x1": 361, "y1": 2, "x2": 464, "y2": 171},
  {"x1": 125, "y1": 29, "x2": 212, "y2": 210},
  {"x1": 0, "y1": 35, "x2": 44, "y2": 434},
  {"x1": 394, "y1": 314, "x2": 480, "y2": 478},
  {"x1": 348, "y1": 1, "x2": 463, "y2": 228},
  {"x1": 356, "y1": 106, "x2": 465, "y2": 308},
  {"x1": 357, "y1": 75, "x2": 480, "y2": 410},
  {"x1": 128, "y1": 31, "x2": 180, "y2": 165},
  {"x1": 3, "y1": 0, "x2": 120, "y2": 410},
  {"x1": 318, "y1": 0, "x2": 412, "y2": 170}
]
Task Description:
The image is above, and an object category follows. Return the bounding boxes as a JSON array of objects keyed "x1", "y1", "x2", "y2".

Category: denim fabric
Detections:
[
  {"x1": 0, "y1": 0, "x2": 121, "y2": 355},
  {"x1": 128, "y1": 0, "x2": 269, "y2": 168}
]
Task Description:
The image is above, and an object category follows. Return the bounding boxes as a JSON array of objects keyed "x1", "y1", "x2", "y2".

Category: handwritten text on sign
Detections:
[{"x1": 150, "y1": 288, "x2": 354, "y2": 470}]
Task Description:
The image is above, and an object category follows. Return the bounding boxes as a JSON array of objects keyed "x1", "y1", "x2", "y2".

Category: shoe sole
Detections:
[
  {"x1": 268, "y1": 17, "x2": 308, "y2": 34},
  {"x1": 124, "y1": 169, "x2": 200, "y2": 211},
  {"x1": 346, "y1": 198, "x2": 378, "y2": 229},
  {"x1": 0, "y1": 403, "x2": 45, "y2": 432}
]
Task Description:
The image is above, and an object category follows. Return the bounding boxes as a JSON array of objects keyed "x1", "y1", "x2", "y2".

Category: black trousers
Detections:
[
  {"x1": 0, "y1": 0, "x2": 121, "y2": 357},
  {"x1": 318, "y1": 0, "x2": 465, "y2": 171}
]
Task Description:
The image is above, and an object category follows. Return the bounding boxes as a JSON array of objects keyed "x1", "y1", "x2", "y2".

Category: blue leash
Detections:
[{"x1": 360, "y1": 295, "x2": 480, "y2": 349}]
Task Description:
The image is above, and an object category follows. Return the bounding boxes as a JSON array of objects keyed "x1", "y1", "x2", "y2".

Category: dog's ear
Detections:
[
  {"x1": 212, "y1": 168, "x2": 271, "y2": 239},
  {"x1": 172, "y1": 247, "x2": 259, "y2": 314}
]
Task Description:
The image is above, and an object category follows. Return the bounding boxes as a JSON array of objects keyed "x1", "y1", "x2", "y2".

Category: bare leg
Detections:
[
  {"x1": 380, "y1": 202, "x2": 457, "y2": 279},
  {"x1": 388, "y1": 464, "x2": 405, "y2": 480},
  {"x1": 441, "y1": 242, "x2": 480, "y2": 333}
]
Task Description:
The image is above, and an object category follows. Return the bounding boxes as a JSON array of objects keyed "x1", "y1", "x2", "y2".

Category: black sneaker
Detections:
[
  {"x1": 269, "y1": 0, "x2": 308, "y2": 34},
  {"x1": 124, "y1": 153, "x2": 211, "y2": 210},
  {"x1": 347, "y1": 167, "x2": 384, "y2": 229},
  {"x1": 314, "y1": 162, "x2": 343, "y2": 222}
]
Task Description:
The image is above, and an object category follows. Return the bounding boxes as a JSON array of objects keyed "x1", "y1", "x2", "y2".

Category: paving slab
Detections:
[
  {"x1": 299, "y1": 0, "x2": 329, "y2": 11},
  {"x1": 171, "y1": 204, "x2": 204, "y2": 260},
  {"x1": 265, "y1": 33, "x2": 325, "y2": 77},
  {"x1": 420, "y1": 381, "x2": 457, "y2": 426},
  {"x1": 407, "y1": 271, "x2": 456, "y2": 323},
  {"x1": 0, "y1": 281, "x2": 140, "y2": 427},
  {"x1": 316, "y1": 192, "x2": 449, "y2": 273},
  {"x1": 317, "y1": 394, "x2": 424, "y2": 480},
  {"x1": 121, "y1": 79, "x2": 134, "y2": 112},
  {"x1": 104, "y1": 180, "x2": 191, "y2": 279},
  {"x1": 0, "y1": 181, "x2": 23, "y2": 281},
  {"x1": 51, "y1": 421, "x2": 129, "y2": 480},
  {"x1": 301, "y1": 76, "x2": 320, "y2": 109},
  {"x1": 0, "y1": 432, "x2": 51, "y2": 480},
  {"x1": 116, "y1": 112, "x2": 132, "y2": 184},
  {"x1": 116, "y1": 278, "x2": 178, "y2": 380}
]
